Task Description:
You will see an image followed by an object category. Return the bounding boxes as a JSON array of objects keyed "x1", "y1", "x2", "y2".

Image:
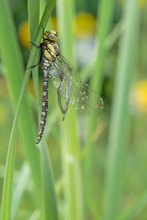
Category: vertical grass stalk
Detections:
[
  {"x1": 40, "y1": 142, "x2": 59, "y2": 220},
  {"x1": 57, "y1": 1, "x2": 84, "y2": 219},
  {"x1": 85, "y1": 0, "x2": 116, "y2": 214},
  {"x1": 28, "y1": 0, "x2": 40, "y2": 112},
  {"x1": 104, "y1": 0, "x2": 139, "y2": 219}
]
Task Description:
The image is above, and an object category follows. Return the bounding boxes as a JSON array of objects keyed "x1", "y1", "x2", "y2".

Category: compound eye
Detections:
[
  {"x1": 49, "y1": 34, "x2": 57, "y2": 41},
  {"x1": 48, "y1": 30, "x2": 58, "y2": 41}
]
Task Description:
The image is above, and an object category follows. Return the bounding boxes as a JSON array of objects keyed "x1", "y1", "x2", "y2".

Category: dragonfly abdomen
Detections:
[{"x1": 36, "y1": 61, "x2": 49, "y2": 144}]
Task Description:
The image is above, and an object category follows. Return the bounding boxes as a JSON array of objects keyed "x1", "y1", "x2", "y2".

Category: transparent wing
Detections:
[
  {"x1": 47, "y1": 62, "x2": 72, "y2": 115},
  {"x1": 46, "y1": 55, "x2": 103, "y2": 113},
  {"x1": 54, "y1": 55, "x2": 104, "y2": 113}
]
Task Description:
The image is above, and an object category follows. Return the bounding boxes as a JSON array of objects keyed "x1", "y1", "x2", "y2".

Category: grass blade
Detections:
[
  {"x1": 12, "y1": 164, "x2": 30, "y2": 220},
  {"x1": 40, "y1": 142, "x2": 59, "y2": 220},
  {"x1": 1, "y1": 132, "x2": 16, "y2": 220},
  {"x1": 104, "y1": 0, "x2": 139, "y2": 219},
  {"x1": 92, "y1": 0, "x2": 116, "y2": 93},
  {"x1": 85, "y1": 0, "x2": 116, "y2": 215},
  {"x1": 57, "y1": 1, "x2": 84, "y2": 219},
  {"x1": 28, "y1": 0, "x2": 40, "y2": 112}
]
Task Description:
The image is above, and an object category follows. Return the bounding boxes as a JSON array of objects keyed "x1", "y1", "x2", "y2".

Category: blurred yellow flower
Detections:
[
  {"x1": 75, "y1": 12, "x2": 96, "y2": 38},
  {"x1": 18, "y1": 21, "x2": 30, "y2": 48},
  {"x1": 130, "y1": 80, "x2": 147, "y2": 113},
  {"x1": 139, "y1": 0, "x2": 147, "y2": 8},
  {"x1": 119, "y1": 0, "x2": 147, "y2": 9},
  {"x1": 50, "y1": 17, "x2": 58, "y2": 31}
]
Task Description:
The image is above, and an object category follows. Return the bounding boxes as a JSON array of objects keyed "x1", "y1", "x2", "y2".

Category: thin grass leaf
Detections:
[
  {"x1": 28, "y1": 0, "x2": 40, "y2": 37},
  {"x1": 57, "y1": 1, "x2": 84, "y2": 219},
  {"x1": 28, "y1": 0, "x2": 40, "y2": 113},
  {"x1": 84, "y1": 0, "x2": 116, "y2": 215},
  {"x1": 105, "y1": 20, "x2": 125, "y2": 50},
  {"x1": 87, "y1": 0, "x2": 116, "y2": 135},
  {"x1": 40, "y1": 142, "x2": 59, "y2": 220},
  {"x1": 12, "y1": 164, "x2": 30, "y2": 220},
  {"x1": 104, "y1": 0, "x2": 139, "y2": 219},
  {"x1": 57, "y1": 0, "x2": 75, "y2": 62},
  {"x1": 80, "y1": 19, "x2": 124, "y2": 83},
  {"x1": 92, "y1": 0, "x2": 116, "y2": 93},
  {"x1": 28, "y1": 210, "x2": 40, "y2": 220},
  {"x1": 1, "y1": 131, "x2": 16, "y2": 220}
]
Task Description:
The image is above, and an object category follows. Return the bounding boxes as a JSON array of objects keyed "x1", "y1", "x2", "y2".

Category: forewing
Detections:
[{"x1": 55, "y1": 55, "x2": 103, "y2": 113}]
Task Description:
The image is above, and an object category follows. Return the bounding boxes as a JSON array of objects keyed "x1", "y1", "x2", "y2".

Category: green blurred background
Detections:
[{"x1": 0, "y1": 0, "x2": 147, "y2": 219}]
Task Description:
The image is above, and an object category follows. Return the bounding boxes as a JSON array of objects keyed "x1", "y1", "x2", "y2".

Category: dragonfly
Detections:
[{"x1": 30, "y1": 30, "x2": 103, "y2": 144}]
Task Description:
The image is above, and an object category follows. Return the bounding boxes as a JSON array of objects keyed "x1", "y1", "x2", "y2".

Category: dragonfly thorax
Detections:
[{"x1": 43, "y1": 42, "x2": 59, "y2": 62}]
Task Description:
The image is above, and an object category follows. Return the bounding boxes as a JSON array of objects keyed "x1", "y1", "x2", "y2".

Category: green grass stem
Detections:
[
  {"x1": 28, "y1": 0, "x2": 40, "y2": 113},
  {"x1": 104, "y1": 0, "x2": 139, "y2": 219},
  {"x1": 57, "y1": 0, "x2": 84, "y2": 219},
  {"x1": 12, "y1": 164, "x2": 30, "y2": 220},
  {"x1": 40, "y1": 142, "x2": 59, "y2": 220},
  {"x1": 84, "y1": 0, "x2": 116, "y2": 215}
]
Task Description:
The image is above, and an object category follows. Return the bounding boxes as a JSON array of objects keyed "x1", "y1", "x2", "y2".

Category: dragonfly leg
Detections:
[
  {"x1": 29, "y1": 41, "x2": 41, "y2": 48},
  {"x1": 27, "y1": 44, "x2": 43, "y2": 69},
  {"x1": 27, "y1": 60, "x2": 43, "y2": 69}
]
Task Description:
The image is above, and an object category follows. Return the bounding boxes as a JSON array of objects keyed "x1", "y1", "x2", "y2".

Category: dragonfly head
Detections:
[{"x1": 43, "y1": 30, "x2": 58, "y2": 42}]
